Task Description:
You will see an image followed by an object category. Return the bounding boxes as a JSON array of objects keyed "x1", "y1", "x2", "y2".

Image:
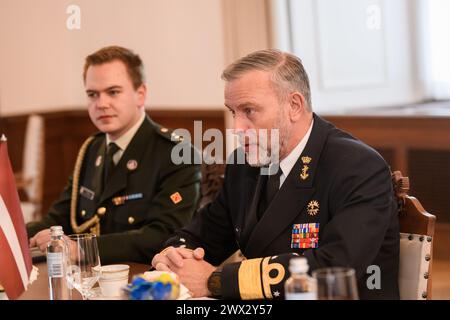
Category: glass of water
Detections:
[
  {"x1": 312, "y1": 267, "x2": 359, "y2": 300},
  {"x1": 67, "y1": 233, "x2": 101, "y2": 300}
]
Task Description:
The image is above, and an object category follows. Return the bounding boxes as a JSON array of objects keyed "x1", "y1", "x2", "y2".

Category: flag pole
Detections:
[
  {"x1": 1, "y1": 134, "x2": 12, "y2": 299},
  {"x1": 0, "y1": 132, "x2": 5, "y2": 295},
  {"x1": 0, "y1": 87, "x2": 4, "y2": 134}
]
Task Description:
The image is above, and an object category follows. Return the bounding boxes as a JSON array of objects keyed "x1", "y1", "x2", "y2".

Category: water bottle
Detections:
[
  {"x1": 284, "y1": 257, "x2": 317, "y2": 300},
  {"x1": 47, "y1": 226, "x2": 72, "y2": 300}
]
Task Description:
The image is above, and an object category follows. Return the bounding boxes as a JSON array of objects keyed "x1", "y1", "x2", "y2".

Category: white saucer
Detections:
[{"x1": 87, "y1": 287, "x2": 126, "y2": 300}]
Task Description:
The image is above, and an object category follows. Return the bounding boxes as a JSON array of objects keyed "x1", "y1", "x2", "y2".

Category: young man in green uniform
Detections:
[{"x1": 28, "y1": 46, "x2": 201, "y2": 264}]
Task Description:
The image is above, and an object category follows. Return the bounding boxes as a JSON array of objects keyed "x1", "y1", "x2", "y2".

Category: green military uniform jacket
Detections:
[{"x1": 27, "y1": 116, "x2": 201, "y2": 264}]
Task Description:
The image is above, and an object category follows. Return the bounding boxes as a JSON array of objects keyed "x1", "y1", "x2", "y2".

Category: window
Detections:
[
  {"x1": 426, "y1": 0, "x2": 450, "y2": 99},
  {"x1": 270, "y1": 0, "x2": 449, "y2": 112}
]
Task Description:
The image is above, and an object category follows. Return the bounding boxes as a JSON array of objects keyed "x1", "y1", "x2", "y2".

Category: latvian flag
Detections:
[{"x1": 0, "y1": 134, "x2": 33, "y2": 299}]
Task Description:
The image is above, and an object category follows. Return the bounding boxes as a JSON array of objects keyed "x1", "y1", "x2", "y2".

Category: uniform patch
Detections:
[
  {"x1": 170, "y1": 192, "x2": 183, "y2": 204},
  {"x1": 291, "y1": 223, "x2": 319, "y2": 249}
]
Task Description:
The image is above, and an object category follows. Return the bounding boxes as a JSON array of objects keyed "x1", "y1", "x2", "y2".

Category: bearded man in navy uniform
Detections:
[
  {"x1": 152, "y1": 49, "x2": 399, "y2": 300},
  {"x1": 28, "y1": 46, "x2": 201, "y2": 264}
]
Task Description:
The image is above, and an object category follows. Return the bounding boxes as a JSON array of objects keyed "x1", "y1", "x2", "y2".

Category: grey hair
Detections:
[{"x1": 221, "y1": 49, "x2": 312, "y2": 111}]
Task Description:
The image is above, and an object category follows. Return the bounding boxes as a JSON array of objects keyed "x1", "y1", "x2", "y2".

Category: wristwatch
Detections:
[{"x1": 207, "y1": 268, "x2": 222, "y2": 298}]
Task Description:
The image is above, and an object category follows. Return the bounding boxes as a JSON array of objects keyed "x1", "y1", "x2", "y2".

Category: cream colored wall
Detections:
[{"x1": 0, "y1": 0, "x2": 227, "y2": 115}]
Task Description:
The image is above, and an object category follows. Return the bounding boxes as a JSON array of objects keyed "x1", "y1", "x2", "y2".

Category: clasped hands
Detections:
[{"x1": 151, "y1": 246, "x2": 216, "y2": 298}]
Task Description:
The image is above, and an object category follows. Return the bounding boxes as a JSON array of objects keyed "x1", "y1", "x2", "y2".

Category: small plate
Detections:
[{"x1": 87, "y1": 287, "x2": 126, "y2": 300}]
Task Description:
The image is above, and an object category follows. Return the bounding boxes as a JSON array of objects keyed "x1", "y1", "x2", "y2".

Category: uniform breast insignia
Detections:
[
  {"x1": 95, "y1": 155, "x2": 102, "y2": 167},
  {"x1": 127, "y1": 159, "x2": 138, "y2": 171},
  {"x1": 300, "y1": 156, "x2": 311, "y2": 180},
  {"x1": 307, "y1": 200, "x2": 319, "y2": 216},
  {"x1": 170, "y1": 192, "x2": 183, "y2": 204},
  {"x1": 79, "y1": 186, "x2": 95, "y2": 200},
  {"x1": 291, "y1": 223, "x2": 319, "y2": 249},
  {"x1": 112, "y1": 193, "x2": 144, "y2": 206}
]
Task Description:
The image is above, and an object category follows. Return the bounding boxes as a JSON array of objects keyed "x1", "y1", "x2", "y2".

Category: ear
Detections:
[
  {"x1": 288, "y1": 91, "x2": 307, "y2": 122},
  {"x1": 136, "y1": 83, "x2": 147, "y2": 107}
]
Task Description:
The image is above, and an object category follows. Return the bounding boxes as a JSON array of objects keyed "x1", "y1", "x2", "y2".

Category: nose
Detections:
[
  {"x1": 233, "y1": 118, "x2": 259, "y2": 147},
  {"x1": 233, "y1": 115, "x2": 249, "y2": 134},
  {"x1": 96, "y1": 93, "x2": 109, "y2": 110}
]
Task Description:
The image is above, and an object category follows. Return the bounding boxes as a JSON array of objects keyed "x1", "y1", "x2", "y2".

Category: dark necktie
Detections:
[
  {"x1": 257, "y1": 168, "x2": 282, "y2": 220},
  {"x1": 103, "y1": 142, "x2": 120, "y2": 186}
]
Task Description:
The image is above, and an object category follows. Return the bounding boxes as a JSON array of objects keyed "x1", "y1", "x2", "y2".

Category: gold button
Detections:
[
  {"x1": 81, "y1": 210, "x2": 86, "y2": 217},
  {"x1": 128, "y1": 216, "x2": 135, "y2": 224},
  {"x1": 160, "y1": 127, "x2": 168, "y2": 133},
  {"x1": 97, "y1": 207, "x2": 106, "y2": 216}
]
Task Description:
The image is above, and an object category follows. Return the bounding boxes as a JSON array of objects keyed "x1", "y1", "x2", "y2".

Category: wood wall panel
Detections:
[
  {"x1": 409, "y1": 149, "x2": 450, "y2": 223},
  {"x1": 3, "y1": 110, "x2": 449, "y2": 223},
  {"x1": 324, "y1": 115, "x2": 450, "y2": 222},
  {"x1": 0, "y1": 114, "x2": 28, "y2": 172},
  {"x1": 1, "y1": 109, "x2": 225, "y2": 216}
]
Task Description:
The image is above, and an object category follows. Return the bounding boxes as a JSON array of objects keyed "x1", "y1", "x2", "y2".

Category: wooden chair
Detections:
[
  {"x1": 392, "y1": 170, "x2": 436, "y2": 300},
  {"x1": 198, "y1": 162, "x2": 225, "y2": 210}
]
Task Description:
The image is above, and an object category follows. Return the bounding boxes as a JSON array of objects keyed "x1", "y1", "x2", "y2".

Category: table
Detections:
[{"x1": 19, "y1": 262, "x2": 151, "y2": 300}]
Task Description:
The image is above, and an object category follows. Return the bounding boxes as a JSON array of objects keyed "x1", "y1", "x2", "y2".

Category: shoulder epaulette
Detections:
[{"x1": 154, "y1": 124, "x2": 184, "y2": 143}]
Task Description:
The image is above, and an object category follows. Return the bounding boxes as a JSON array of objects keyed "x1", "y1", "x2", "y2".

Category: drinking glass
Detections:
[
  {"x1": 67, "y1": 233, "x2": 101, "y2": 300},
  {"x1": 312, "y1": 267, "x2": 359, "y2": 300}
]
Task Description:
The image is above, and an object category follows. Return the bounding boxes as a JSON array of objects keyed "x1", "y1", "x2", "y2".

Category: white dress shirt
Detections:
[
  {"x1": 105, "y1": 111, "x2": 146, "y2": 164},
  {"x1": 275, "y1": 119, "x2": 314, "y2": 188}
]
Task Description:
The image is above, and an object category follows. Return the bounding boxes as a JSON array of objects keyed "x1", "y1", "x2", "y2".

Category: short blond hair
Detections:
[{"x1": 222, "y1": 49, "x2": 312, "y2": 111}]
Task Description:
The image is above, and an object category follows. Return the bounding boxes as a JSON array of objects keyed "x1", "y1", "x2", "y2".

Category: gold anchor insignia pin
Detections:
[
  {"x1": 300, "y1": 156, "x2": 312, "y2": 180},
  {"x1": 307, "y1": 200, "x2": 319, "y2": 216}
]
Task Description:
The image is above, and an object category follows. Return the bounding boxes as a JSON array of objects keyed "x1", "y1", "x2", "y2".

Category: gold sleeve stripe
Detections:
[
  {"x1": 238, "y1": 258, "x2": 264, "y2": 300},
  {"x1": 262, "y1": 257, "x2": 286, "y2": 299}
]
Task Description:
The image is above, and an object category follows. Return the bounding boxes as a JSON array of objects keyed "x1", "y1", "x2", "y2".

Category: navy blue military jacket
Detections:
[
  {"x1": 28, "y1": 116, "x2": 201, "y2": 264},
  {"x1": 166, "y1": 113, "x2": 399, "y2": 300}
]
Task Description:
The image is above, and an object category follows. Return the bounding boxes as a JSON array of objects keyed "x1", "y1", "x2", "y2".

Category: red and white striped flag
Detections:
[{"x1": 0, "y1": 134, "x2": 33, "y2": 299}]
